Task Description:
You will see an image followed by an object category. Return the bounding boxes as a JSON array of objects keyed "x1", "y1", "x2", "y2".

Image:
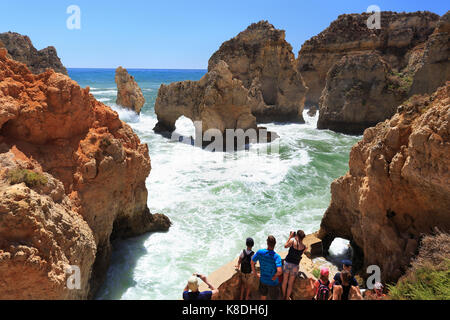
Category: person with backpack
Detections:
[
  {"x1": 332, "y1": 270, "x2": 363, "y2": 300},
  {"x1": 251, "y1": 235, "x2": 283, "y2": 300},
  {"x1": 281, "y1": 230, "x2": 306, "y2": 300},
  {"x1": 314, "y1": 267, "x2": 332, "y2": 300},
  {"x1": 235, "y1": 237, "x2": 255, "y2": 300}
]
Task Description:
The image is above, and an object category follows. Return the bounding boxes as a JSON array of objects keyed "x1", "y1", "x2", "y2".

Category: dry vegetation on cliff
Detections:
[{"x1": 388, "y1": 230, "x2": 450, "y2": 300}]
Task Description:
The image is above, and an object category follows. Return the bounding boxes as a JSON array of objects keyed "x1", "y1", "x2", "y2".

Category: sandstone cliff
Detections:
[
  {"x1": 115, "y1": 66, "x2": 145, "y2": 114},
  {"x1": 0, "y1": 49, "x2": 170, "y2": 299},
  {"x1": 209, "y1": 21, "x2": 308, "y2": 123},
  {"x1": 297, "y1": 11, "x2": 449, "y2": 134},
  {"x1": 317, "y1": 52, "x2": 407, "y2": 134},
  {"x1": 154, "y1": 60, "x2": 277, "y2": 148},
  {"x1": 318, "y1": 82, "x2": 450, "y2": 283},
  {"x1": 410, "y1": 11, "x2": 450, "y2": 95},
  {"x1": 297, "y1": 11, "x2": 439, "y2": 106},
  {"x1": 0, "y1": 32, "x2": 68, "y2": 75}
]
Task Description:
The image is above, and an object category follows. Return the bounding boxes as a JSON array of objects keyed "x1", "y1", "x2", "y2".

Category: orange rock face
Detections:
[
  {"x1": 318, "y1": 82, "x2": 450, "y2": 282},
  {"x1": 0, "y1": 48, "x2": 170, "y2": 299}
]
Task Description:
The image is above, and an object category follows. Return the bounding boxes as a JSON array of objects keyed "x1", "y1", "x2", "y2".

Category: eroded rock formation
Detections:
[
  {"x1": 0, "y1": 32, "x2": 68, "y2": 75},
  {"x1": 317, "y1": 52, "x2": 407, "y2": 134},
  {"x1": 154, "y1": 60, "x2": 276, "y2": 147},
  {"x1": 0, "y1": 49, "x2": 170, "y2": 299},
  {"x1": 410, "y1": 11, "x2": 450, "y2": 95},
  {"x1": 115, "y1": 66, "x2": 145, "y2": 114},
  {"x1": 297, "y1": 11, "x2": 449, "y2": 134},
  {"x1": 297, "y1": 11, "x2": 439, "y2": 107},
  {"x1": 318, "y1": 82, "x2": 450, "y2": 283},
  {"x1": 209, "y1": 21, "x2": 308, "y2": 123}
]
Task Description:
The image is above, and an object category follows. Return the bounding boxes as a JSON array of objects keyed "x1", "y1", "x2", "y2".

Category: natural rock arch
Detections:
[{"x1": 154, "y1": 61, "x2": 259, "y2": 144}]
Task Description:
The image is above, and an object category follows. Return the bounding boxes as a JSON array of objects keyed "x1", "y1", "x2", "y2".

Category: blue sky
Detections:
[{"x1": 1, "y1": 0, "x2": 448, "y2": 69}]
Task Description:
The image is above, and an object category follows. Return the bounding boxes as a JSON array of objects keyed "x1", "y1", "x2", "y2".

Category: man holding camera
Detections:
[{"x1": 182, "y1": 273, "x2": 219, "y2": 300}]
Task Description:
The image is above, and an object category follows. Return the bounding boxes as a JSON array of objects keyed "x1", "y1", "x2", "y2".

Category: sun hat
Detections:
[
  {"x1": 188, "y1": 275, "x2": 199, "y2": 291},
  {"x1": 320, "y1": 267, "x2": 329, "y2": 277}
]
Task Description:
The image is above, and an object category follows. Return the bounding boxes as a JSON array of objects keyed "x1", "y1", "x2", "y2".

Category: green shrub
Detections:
[
  {"x1": 7, "y1": 168, "x2": 48, "y2": 188},
  {"x1": 387, "y1": 260, "x2": 450, "y2": 300},
  {"x1": 312, "y1": 268, "x2": 320, "y2": 279}
]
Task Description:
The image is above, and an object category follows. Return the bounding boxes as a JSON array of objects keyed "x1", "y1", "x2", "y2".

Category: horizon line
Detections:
[{"x1": 67, "y1": 67, "x2": 208, "y2": 71}]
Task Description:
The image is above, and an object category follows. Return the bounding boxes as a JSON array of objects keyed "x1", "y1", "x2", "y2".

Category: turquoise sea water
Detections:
[{"x1": 68, "y1": 68, "x2": 361, "y2": 300}]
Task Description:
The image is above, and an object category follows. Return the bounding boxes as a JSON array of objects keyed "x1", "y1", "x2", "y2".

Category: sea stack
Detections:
[
  {"x1": 297, "y1": 11, "x2": 449, "y2": 134},
  {"x1": 318, "y1": 82, "x2": 450, "y2": 283},
  {"x1": 154, "y1": 21, "x2": 308, "y2": 146},
  {"x1": 0, "y1": 31, "x2": 68, "y2": 75},
  {"x1": 209, "y1": 21, "x2": 308, "y2": 123},
  {"x1": 0, "y1": 48, "x2": 170, "y2": 299},
  {"x1": 115, "y1": 66, "x2": 145, "y2": 114},
  {"x1": 154, "y1": 60, "x2": 265, "y2": 147}
]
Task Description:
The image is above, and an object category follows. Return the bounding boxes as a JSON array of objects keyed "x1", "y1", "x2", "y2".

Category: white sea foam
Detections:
[{"x1": 92, "y1": 80, "x2": 360, "y2": 300}]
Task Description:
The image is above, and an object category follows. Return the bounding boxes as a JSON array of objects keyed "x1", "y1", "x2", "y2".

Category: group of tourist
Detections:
[{"x1": 182, "y1": 231, "x2": 386, "y2": 300}]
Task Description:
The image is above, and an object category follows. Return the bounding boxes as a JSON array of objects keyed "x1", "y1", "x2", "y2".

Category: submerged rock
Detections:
[
  {"x1": 0, "y1": 31, "x2": 67, "y2": 75},
  {"x1": 209, "y1": 21, "x2": 308, "y2": 123},
  {"x1": 318, "y1": 82, "x2": 450, "y2": 283},
  {"x1": 115, "y1": 66, "x2": 145, "y2": 114},
  {"x1": 0, "y1": 48, "x2": 170, "y2": 299}
]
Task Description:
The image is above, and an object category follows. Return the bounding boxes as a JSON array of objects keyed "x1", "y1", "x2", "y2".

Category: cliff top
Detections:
[
  {"x1": 0, "y1": 31, "x2": 67, "y2": 75},
  {"x1": 299, "y1": 11, "x2": 440, "y2": 52}
]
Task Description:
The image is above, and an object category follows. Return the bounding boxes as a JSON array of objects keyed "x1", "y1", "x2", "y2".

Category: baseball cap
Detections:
[
  {"x1": 320, "y1": 267, "x2": 329, "y2": 277},
  {"x1": 188, "y1": 275, "x2": 199, "y2": 291},
  {"x1": 342, "y1": 259, "x2": 353, "y2": 267}
]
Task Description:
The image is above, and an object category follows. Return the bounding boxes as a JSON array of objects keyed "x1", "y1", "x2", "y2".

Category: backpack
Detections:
[
  {"x1": 241, "y1": 249, "x2": 254, "y2": 274},
  {"x1": 316, "y1": 279, "x2": 331, "y2": 300}
]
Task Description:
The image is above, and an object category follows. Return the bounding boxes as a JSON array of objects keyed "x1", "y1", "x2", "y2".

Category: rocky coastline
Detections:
[
  {"x1": 0, "y1": 32, "x2": 68, "y2": 75},
  {"x1": 0, "y1": 49, "x2": 170, "y2": 299},
  {"x1": 0, "y1": 9, "x2": 448, "y2": 300}
]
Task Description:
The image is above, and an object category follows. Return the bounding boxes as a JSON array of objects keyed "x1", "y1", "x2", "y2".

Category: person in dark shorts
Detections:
[
  {"x1": 282, "y1": 230, "x2": 306, "y2": 300},
  {"x1": 331, "y1": 259, "x2": 358, "y2": 287},
  {"x1": 332, "y1": 270, "x2": 363, "y2": 300},
  {"x1": 182, "y1": 273, "x2": 219, "y2": 300},
  {"x1": 251, "y1": 235, "x2": 283, "y2": 300},
  {"x1": 235, "y1": 237, "x2": 255, "y2": 300}
]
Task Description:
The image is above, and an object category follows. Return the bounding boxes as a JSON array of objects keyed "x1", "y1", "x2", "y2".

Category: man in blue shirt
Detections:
[
  {"x1": 182, "y1": 273, "x2": 219, "y2": 300},
  {"x1": 251, "y1": 235, "x2": 283, "y2": 300}
]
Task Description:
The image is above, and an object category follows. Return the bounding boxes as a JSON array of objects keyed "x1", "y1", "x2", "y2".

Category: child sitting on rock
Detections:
[{"x1": 235, "y1": 237, "x2": 255, "y2": 300}]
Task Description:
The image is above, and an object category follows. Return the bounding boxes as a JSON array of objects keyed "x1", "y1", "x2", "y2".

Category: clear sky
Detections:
[{"x1": 1, "y1": 0, "x2": 448, "y2": 69}]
